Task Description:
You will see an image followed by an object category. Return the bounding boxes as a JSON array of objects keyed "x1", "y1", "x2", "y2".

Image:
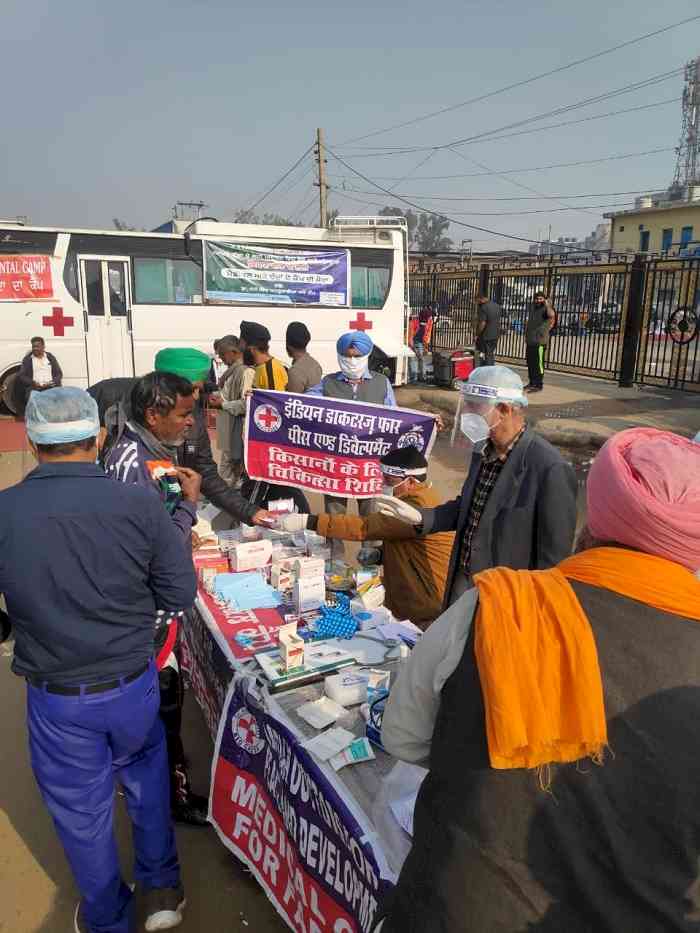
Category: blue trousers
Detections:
[{"x1": 27, "y1": 661, "x2": 180, "y2": 933}]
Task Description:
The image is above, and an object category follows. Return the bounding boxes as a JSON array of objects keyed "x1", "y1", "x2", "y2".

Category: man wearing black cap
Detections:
[
  {"x1": 274, "y1": 448, "x2": 454, "y2": 629},
  {"x1": 286, "y1": 321, "x2": 322, "y2": 394},
  {"x1": 238, "y1": 320, "x2": 288, "y2": 390},
  {"x1": 524, "y1": 291, "x2": 556, "y2": 392}
]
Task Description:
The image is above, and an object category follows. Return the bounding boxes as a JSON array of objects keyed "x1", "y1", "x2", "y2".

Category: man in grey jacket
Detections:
[{"x1": 377, "y1": 365, "x2": 577, "y2": 607}]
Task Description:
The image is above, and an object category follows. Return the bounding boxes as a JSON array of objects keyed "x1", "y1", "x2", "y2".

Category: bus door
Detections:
[{"x1": 78, "y1": 256, "x2": 135, "y2": 383}]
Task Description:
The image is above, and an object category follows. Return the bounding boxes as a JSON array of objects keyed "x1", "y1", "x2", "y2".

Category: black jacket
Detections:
[
  {"x1": 421, "y1": 427, "x2": 577, "y2": 605},
  {"x1": 18, "y1": 351, "x2": 62, "y2": 387},
  {"x1": 91, "y1": 377, "x2": 259, "y2": 525}
]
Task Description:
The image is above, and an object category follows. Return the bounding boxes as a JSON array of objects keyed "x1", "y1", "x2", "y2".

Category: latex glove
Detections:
[
  {"x1": 274, "y1": 513, "x2": 309, "y2": 532},
  {"x1": 374, "y1": 495, "x2": 423, "y2": 525}
]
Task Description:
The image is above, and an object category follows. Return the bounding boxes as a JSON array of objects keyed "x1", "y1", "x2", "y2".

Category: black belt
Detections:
[{"x1": 27, "y1": 663, "x2": 149, "y2": 696}]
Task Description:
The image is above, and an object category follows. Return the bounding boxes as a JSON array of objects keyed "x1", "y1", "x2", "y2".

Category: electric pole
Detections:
[{"x1": 315, "y1": 128, "x2": 328, "y2": 227}]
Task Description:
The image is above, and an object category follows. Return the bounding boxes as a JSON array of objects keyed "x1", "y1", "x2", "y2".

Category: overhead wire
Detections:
[
  {"x1": 240, "y1": 145, "x2": 314, "y2": 215},
  {"x1": 337, "y1": 14, "x2": 700, "y2": 145},
  {"x1": 336, "y1": 68, "x2": 684, "y2": 155},
  {"x1": 335, "y1": 186, "x2": 669, "y2": 201},
  {"x1": 329, "y1": 98, "x2": 679, "y2": 166},
  {"x1": 326, "y1": 147, "x2": 585, "y2": 248}
]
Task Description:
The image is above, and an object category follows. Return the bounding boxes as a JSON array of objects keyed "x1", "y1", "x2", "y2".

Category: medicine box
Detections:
[
  {"x1": 293, "y1": 557, "x2": 326, "y2": 579},
  {"x1": 293, "y1": 576, "x2": 326, "y2": 613},
  {"x1": 357, "y1": 584, "x2": 386, "y2": 610},
  {"x1": 229, "y1": 538, "x2": 273, "y2": 573},
  {"x1": 278, "y1": 622, "x2": 305, "y2": 672}
]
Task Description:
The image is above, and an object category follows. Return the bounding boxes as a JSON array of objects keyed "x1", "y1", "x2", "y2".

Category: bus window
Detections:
[
  {"x1": 84, "y1": 260, "x2": 105, "y2": 316},
  {"x1": 350, "y1": 248, "x2": 392, "y2": 309},
  {"x1": 0, "y1": 229, "x2": 57, "y2": 255},
  {"x1": 108, "y1": 262, "x2": 127, "y2": 316},
  {"x1": 133, "y1": 257, "x2": 202, "y2": 304}
]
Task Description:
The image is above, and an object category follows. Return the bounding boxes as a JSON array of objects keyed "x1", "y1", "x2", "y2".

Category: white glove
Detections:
[
  {"x1": 275, "y1": 513, "x2": 309, "y2": 532},
  {"x1": 374, "y1": 495, "x2": 423, "y2": 526}
]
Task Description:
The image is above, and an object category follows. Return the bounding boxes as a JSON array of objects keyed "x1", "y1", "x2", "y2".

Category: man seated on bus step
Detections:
[
  {"x1": 238, "y1": 320, "x2": 288, "y2": 390},
  {"x1": 275, "y1": 447, "x2": 455, "y2": 630},
  {"x1": 89, "y1": 347, "x2": 272, "y2": 530},
  {"x1": 285, "y1": 321, "x2": 322, "y2": 394},
  {"x1": 16, "y1": 336, "x2": 63, "y2": 413}
]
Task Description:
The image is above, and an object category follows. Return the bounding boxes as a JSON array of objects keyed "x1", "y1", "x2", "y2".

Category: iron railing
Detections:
[{"x1": 410, "y1": 255, "x2": 700, "y2": 392}]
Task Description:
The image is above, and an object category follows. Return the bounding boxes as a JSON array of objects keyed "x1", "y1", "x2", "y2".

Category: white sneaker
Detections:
[{"x1": 143, "y1": 884, "x2": 186, "y2": 931}]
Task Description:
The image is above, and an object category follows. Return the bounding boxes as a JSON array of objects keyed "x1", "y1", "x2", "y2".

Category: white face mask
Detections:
[
  {"x1": 338, "y1": 354, "x2": 369, "y2": 380},
  {"x1": 381, "y1": 484, "x2": 395, "y2": 497},
  {"x1": 460, "y1": 413, "x2": 491, "y2": 445}
]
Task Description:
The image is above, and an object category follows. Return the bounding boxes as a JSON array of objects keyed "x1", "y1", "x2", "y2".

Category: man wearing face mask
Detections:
[
  {"x1": 307, "y1": 332, "x2": 397, "y2": 546},
  {"x1": 377, "y1": 365, "x2": 577, "y2": 607},
  {"x1": 274, "y1": 447, "x2": 454, "y2": 629}
]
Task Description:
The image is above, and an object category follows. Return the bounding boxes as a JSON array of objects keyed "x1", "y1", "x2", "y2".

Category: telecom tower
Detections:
[{"x1": 673, "y1": 56, "x2": 699, "y2": 188}]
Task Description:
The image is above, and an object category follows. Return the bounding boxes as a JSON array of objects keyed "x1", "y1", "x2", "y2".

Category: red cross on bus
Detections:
[
  {"x1": 349, "y1": 311, "x2": 373, "y2": 332},
  {"x1": 42, "y1": 306, "x2": 75, "y2": 337}
]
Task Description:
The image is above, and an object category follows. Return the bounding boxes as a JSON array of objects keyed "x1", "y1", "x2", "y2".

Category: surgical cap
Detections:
[
  {"x1": 694, "y1": 431, "x2": 700, "y2": 444},
  {"x1": 337, "y1": 332, "x2": 374, "y2": 356},
  {"x1": 25, "y1": 387, "x2": 99, "y2": 445},
  {"x1": 587, "y1": 428, "x2": 700, "y2": 572},
  {"x1": 459, "y1": 365, "x2": 528, "y2": 407},
  {"x1": 154, "y1": 347, "x2": 211, "y2": 383},
  {"x1": 380, "y1": 446, "x2": 428, "y2": 477}
]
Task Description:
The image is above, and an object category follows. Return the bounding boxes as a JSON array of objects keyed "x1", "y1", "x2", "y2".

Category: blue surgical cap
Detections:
[
  {"x1": 336, "y1": 332, "x2": 374, "y2": 356},
  {"x1": 25, "y1": 387, "x2": 100, "y2": 445}
]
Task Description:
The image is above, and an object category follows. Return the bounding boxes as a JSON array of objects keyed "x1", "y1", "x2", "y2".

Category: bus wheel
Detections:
[{"x1": 0, "y1": 371, "x2": 19, "y2": 415}]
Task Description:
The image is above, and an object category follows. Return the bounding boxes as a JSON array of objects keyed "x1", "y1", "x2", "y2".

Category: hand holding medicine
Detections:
[
  {"x1": 273, "y1": 513, "x2": 309, "y2": 532},
  {"x1": 375, "y1": 495, "x2": 423, "y2": 526},
  {"x1": 251, "y1": 508, "x2": 277, "y2": 527},
  {"x1": 174, "y1": 466, "x2": 202, "y2": 504}
]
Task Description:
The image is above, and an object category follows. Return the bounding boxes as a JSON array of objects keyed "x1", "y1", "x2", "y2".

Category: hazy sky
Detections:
[{"x1": 1, "y1": 0, "x2": 699, "y2": 249}]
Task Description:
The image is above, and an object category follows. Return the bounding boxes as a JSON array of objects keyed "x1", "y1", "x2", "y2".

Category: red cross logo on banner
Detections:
[
  {"x1": 253, "y1": 403, "x2": 282, "y2": 434},
  {"x1": 231, "y1": 709, "x2": 265, "y2": 753},
  {"x1": 42, "y1": 306, "x2": 74, "y2": 337},
  {"x1": 349, "y1": 311, "x2": 373, "y2": 332}
]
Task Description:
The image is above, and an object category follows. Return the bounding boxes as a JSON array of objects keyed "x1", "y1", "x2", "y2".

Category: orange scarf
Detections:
[{"x1": 473, "y1": 548, "x2": 700, "y2": 771}]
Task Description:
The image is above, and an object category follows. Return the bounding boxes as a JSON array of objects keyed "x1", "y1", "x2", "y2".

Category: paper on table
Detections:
[
  {"x1": 376, "y1": 621, "x2": 422, "y2": 646},
  {"x1": 296, "y1": 697, "x2": 347, "y2": 730},
  {"x1": 390, "y1": 790, "x2": 419, "y2": 837},
  {"x1": 300, "y1": 727, "x2": 355, "y2": 762}
]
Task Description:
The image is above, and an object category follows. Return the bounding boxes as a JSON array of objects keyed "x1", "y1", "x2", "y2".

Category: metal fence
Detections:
[
  {"x1": 636, "y1": 257, "x2": 700, "y2": 391},
  {"x1": 410, "y1": 256, "x2": 700, "y2": 392}
]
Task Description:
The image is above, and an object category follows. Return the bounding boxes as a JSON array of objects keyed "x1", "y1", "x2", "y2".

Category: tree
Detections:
[
  {"x1": 414, "y1": 214, "x2": 453, "y2": 252},
  {"x1": 379, "y1": 206, "x2": 419, "y2": 247},
  {"x1": 232, "y1": 209, "x2": 302, "y2": 226}
]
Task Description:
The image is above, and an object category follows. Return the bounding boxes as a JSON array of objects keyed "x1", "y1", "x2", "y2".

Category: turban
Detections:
[
  {"x1": 154, "y1": 347, "x2": 211, "y2": 383},
  {"x1": 286, "y1": 321, "x2": 311, "y2": 349},
  {"x1": 240, "y1": 321, "x2": 271, "y2": 345},
  {"x1": 587, "y1": 428, "x2": 700, "y2": 572},
  {"x1": 336, "y1": 331, "x2": 374, "y2": 356},
  {"x1": 25, "y1": 387, "x2": 99, "y2": 445}
]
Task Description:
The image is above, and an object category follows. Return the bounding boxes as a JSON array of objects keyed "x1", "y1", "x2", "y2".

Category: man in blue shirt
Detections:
[{"x1": 0, "y1": 387, "x2": 196, "y2": 933}]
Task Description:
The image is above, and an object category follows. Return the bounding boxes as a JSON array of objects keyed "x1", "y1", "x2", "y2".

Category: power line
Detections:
[
  {"x1": 338, "y1": 14, "x2": 700, "y2": 145},
  {"x1": 338, "y1": 68, "x2": 684, "y2": 156},
  {"x1": 332, "y1": 98, "x2": 679, "y2": 165},
  {"x1": 326, "y1": 147, "x2": 584, "y2": 249},
  {"x1": 337, "y1": 146, "x2": 675, "y2": 191},
  {"x1": 334, "y1": 186, "x2": 667, "y2": 201},
  {"x1": 241, "y1": 145, "x2": 314, "y2": 215}
]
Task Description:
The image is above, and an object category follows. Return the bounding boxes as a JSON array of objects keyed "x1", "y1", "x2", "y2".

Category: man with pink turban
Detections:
[{"x1": 376, "y1": 428, "x2": 700, "y2": 933}]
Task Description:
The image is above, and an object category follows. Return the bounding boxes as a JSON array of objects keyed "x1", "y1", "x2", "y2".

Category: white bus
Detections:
[{"x1": 0, "y1": 216, "x2": 411, "y2": 413}]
